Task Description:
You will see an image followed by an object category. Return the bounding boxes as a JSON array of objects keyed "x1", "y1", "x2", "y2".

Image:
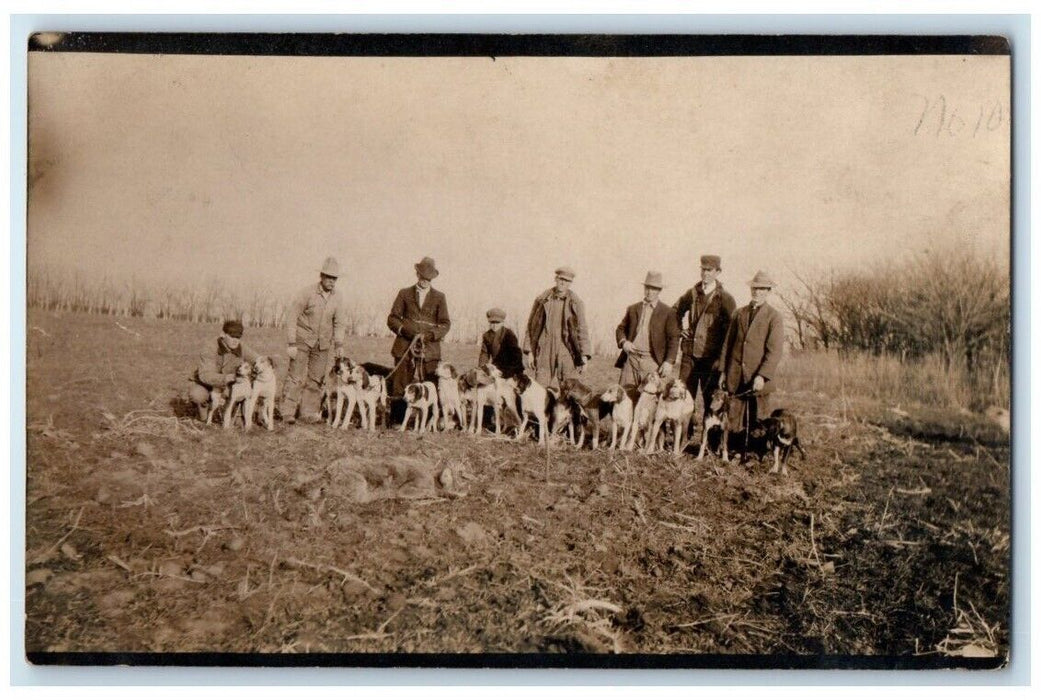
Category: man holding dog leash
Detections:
[
  {"x1": 280, "y1": 256, "x2": 348, "y2": 424},
  {"x1": 386, "y1": 256, "x2": 452, "y2": 402},
  {"x1": 716, "y1": 270, "x2": 785, "y2": 435}
]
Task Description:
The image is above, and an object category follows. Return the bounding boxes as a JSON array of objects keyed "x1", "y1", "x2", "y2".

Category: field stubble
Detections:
[{"x1": 24, "y1": 311, "x2": 1010, "y2": 661}]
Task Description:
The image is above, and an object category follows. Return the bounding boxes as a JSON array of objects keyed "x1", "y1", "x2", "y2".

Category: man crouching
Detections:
[{"x1": 188, "y1": 320, "x2": 258, "y2": 422}]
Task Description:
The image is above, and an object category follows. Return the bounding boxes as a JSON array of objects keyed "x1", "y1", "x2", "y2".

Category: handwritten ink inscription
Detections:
[{"x1": 913, "y1": 95, "x2": 1008, "y2": 137}]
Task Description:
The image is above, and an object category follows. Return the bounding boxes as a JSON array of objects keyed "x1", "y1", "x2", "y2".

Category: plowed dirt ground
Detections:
[{"x1": 24, "y1": 310, "x2": 1010, "y2": 664}]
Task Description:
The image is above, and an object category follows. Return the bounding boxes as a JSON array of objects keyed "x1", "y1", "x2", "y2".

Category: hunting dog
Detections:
[
  {"x1": 646, "y1": 379, "x2": 695, "y2": 456},
  {"x1": 244, "y1": 356, "x2": 277, "y2": 431},
  {"x1": 507, "y1": 372, "x2": 553, "y2": 445},
  {"x1": 599, "y1": 384, "x2": 636, "y2": 450},
  {"x1": 401, "y1": 381, "x2": 440, "y2": 433},
  {"x1": 323, "y1": 356, "x2": 356, "y2": 428},
  {"x1": 205, "y1": 385, "x2": 227, "y2": 426},
  {"x1": 461, "y1": 363, "x2": 506, "y2": 435},
  {"x1": 748, "y1": 408, "x2": 806, "y2": 476},
  {"x1": 434, "y1": 362, "x2": 465, "y2": 430},
  {"x1": 550, "y1": 388, "x2": 580, "y2": 445},
  {"x1": 696, "y1": 388, "x2": 731, "y2": 462},
  {"x1": 348, "y1": 364, "x2": 388, "y2": 430},
  {"x1": 223, "y1": 362, "x2": 253, "y2": 430},
  {"x1": 624, "y1": 372, "x2": 663, "y2": 451},
  {"x1": 557, "y1": 377, "x2": 605, "y2": 449}
]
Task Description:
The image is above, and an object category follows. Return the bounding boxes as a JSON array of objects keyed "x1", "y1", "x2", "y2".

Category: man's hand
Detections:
[
  {"x1": 424, "y1": 331, "x2": 436, "y2": 342},
  {"x1": 659, "y1": 361, "x2": 673, "y2": 377},
  {"x1": 223, "y1": 373, "x2": 237, "y2": 385},
  {"x1": 522, "y1": 351, "x2": 533, "y2": 371},
  {"x1": 752, "y1": 375, "x2": 765, "y2": 393},
  {"x1": 287, "y1": 345, "x2": 298, "y2": 361},
  {"x1": 576, "y1": 354, "x2": 591, "y2": 374},
  {"x1": 621, "y1": 340, "x2": 635, "y2": 354},
  {"x1": 334, "y1": 345, "x2": 345, "y2": 359}
]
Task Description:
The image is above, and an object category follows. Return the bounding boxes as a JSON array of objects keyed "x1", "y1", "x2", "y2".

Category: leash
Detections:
[
  {"x1": 386, "y1": 334, "x2": 424, "y2": 380},
  {"x1": 721, "y1": 386, "x2": 758, "y2": 450},
  {"x1": 410, "y1": 334, "x2": 427, "y2": 383},
  {"x1": 744, "y1": 400, "x2": 751, "y2": 451}
]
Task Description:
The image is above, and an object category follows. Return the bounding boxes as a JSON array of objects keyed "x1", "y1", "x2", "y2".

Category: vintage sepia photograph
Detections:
[{"x1": 23, "y1": 33, "x2": 1011, "y2": 667}]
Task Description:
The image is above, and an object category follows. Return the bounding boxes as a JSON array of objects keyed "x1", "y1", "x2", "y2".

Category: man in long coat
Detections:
[
  {"x1": 615, "y1": 271, "x2": 680, "y2": 387},
  {"x1": 522, "y1": 266, "x2": 592, "y2": 390},
  {"x1": 281, "y1": 256, "x2": 347, "y2": 424},
  {"x1": 387, "y1": 256, "x2": 451, "y2": 398},
  {"x1": 717, "y1": 270, "x2": 785, "y2": 432},
  {"x1": 673, "y1": 254, "x2": 737, "y2": 416}
]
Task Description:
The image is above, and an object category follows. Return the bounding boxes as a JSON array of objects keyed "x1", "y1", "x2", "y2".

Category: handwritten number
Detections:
[
  {"x1": 987, "y1": 101, "x2": 1003, "y2": 131},
  {"x1": 913, "y1": 94, "x2": 930, "y2": 136},
  {"x1": 947, "y1": 105, "x2": 965, "y2": 136},
  {"x1": 915, "y1": 95, "x2": 1005, "y2": 137}
]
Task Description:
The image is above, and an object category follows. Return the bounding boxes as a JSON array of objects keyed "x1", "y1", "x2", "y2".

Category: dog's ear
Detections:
[
  {"x1": 360, "y1": 367, "x2": 371, "y2": 390},
  {"x1": 447, "y1": 364, "x2": 457, "y2": 378}
]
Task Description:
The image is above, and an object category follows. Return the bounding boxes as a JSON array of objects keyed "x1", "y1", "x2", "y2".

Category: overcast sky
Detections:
[{"x1": 28, "y1": 52, "x2": 1009, "y2": 333}]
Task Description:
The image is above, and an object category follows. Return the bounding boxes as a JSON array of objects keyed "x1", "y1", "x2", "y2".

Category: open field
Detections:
[{"x1": 24, "y1": 310, "x2": 1010, "y2": 663}]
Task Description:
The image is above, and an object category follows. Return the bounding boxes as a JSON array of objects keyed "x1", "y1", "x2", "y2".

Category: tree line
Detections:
[{"x1": 777, "y1": 247, "x2": 1010, "y2": 384}]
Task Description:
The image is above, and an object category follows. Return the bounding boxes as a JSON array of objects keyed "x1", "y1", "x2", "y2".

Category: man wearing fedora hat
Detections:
[
  {"x1": 188, "y1": 319, "x2": 258, "y2": 422},
  {"x1": 615, "y1": 271, "x2": 681, "y2": 388},
  {"x1": 673, "y1": 254, "x2": 737, "y2": 417},
  {"x1": 479, "y1": 308, "x2": 524, "y2": 379},
  {"x1": 387, "y1": 256, "x2": 452, "y2": 400},
  {"x1": 523, "y1": 266, "x2": 592, "y2": 390},
  {"x1": 280, "y1": 256, "x2": 348, "y2": 424},
  {"x1": 717, "y1": 270, "x2": 785, "y2": 435}
]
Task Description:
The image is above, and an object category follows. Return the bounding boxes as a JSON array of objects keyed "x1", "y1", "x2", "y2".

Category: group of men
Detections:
[{"x1": 190, "y1": 253, "x2": 785, "y2": 433}]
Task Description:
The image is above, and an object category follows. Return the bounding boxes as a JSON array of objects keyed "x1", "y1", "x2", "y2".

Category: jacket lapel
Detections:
[
  {"x1": 490, "y1": 328, "x2": 502, "y2": 357},
  {"x1": 747, "y1": 302, "x2": 769, "y2": 337},
  {"x1": 740, "y1": 304, "x2": 753, "y2": 335},
  {"x1": 651, "y1": 301, "x2": 667, "y2": 330}
]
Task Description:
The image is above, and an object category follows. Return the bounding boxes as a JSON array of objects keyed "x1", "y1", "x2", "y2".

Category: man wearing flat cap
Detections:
[
  {"x1": 717, "y1": 270, "x2": 785, "y2": 438},
  {"x1": 615, "y1": 271, "x2": 681, "y2": 388},
  {"x1": 523, "y1": 266, "x2": 592, "y2": 390},
  {"x1": 188, "y1": 319, "x2": 258, "y2": 422},
  {"x1": 281, "y1": 256, "x2": 348, "y2": 424},
  {"x1": 387, "y1": 256, "x2": 452, "y2": 400},
  {"x1": 674, "y1": 254, "x2": 737, "y2": 417},
  {"x1": 479, "y1": 308, "x2": 524, "y2": 379}
]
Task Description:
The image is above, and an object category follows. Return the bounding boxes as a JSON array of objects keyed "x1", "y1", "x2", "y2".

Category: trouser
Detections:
[
  {"x1": 281, "y1": 345, "x2": 330, "y2": 420},
  {"x1": 618, "y1": 350, "x2": 659, "y2": 388},
  {"x1": 680, "y1": 355, "x2": 721, "y2": 418},
  {"x1": 727, "y1": 380, "x2": 772, "y2": 433},
  {"x1": 533, "y1": 346, "x2": 577, "y2": 391}
]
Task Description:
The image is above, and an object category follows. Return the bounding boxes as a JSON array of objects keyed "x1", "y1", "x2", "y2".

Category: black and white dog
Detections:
[{"x1": 748, "y1": 408, "x2": 806, "y2": 476}]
